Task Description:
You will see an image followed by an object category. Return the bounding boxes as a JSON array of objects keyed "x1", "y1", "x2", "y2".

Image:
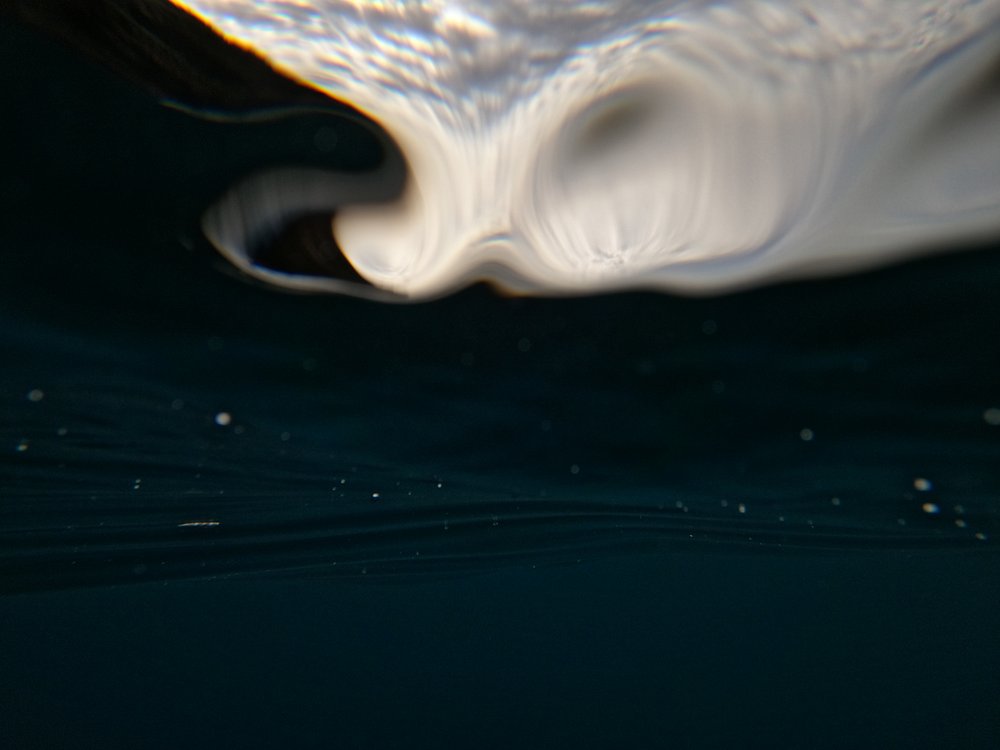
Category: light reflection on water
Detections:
[
  {"x1": 179, "y1": 1, "x2": 1000, "y2": 297},
  {"x1": 0, "y1": 14, "x2": 998, "y2": 594}
]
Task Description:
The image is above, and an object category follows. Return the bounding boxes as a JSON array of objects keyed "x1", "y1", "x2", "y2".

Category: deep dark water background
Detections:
[{"x1": 2, "y1": 23, "x2": 999, "y2": 749}]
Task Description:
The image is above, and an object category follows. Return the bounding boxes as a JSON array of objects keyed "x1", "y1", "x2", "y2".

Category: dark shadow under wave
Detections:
[
  {"x1": 2, "y1": 239, "x2": 999, "y2": 592},
  {"x1": 3, "y1": 236, "x2": 999, "y2": 592}
]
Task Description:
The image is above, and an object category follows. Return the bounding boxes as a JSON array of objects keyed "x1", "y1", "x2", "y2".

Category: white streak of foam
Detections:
[{"x1": 173, "y1": 0, "x2": 1000, "y2": 298}]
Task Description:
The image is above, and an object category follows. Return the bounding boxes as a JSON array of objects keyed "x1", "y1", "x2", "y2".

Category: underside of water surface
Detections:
[{"x1": 1, "y1": 15, "x2": 999, "y2": 594}]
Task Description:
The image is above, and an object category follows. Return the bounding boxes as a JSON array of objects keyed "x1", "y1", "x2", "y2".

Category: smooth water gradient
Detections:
[{"x1": 175, "y1": 0, "x2": 1000, "y2": 298}]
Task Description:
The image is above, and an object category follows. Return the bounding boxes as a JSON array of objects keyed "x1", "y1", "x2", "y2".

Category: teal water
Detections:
[
  {"x1": 1, "y1": 22, "x2": 998, "y2": 749},
  {"x1": 3, "y1": 223, "x2": 998, "y2": 590}
]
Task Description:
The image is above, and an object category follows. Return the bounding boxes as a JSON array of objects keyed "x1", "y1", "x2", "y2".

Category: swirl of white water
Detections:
[{"x1": 174, "y1": 0, "x2": 1000, "y2": 298}]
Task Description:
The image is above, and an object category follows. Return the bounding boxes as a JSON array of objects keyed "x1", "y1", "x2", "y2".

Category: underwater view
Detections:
[{"x1": 1, "y1": 4, "x2": 999, "y2": 748}]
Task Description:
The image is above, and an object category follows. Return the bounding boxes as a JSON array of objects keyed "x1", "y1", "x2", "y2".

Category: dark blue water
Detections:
[{"x1": 2, "y1": 23, "x2": 998, "y2": 749}]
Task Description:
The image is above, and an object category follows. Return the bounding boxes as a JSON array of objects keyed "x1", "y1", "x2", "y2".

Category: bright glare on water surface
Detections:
[{"x1": 176, "y1": 0, "x2": 1000, "y2": 298}]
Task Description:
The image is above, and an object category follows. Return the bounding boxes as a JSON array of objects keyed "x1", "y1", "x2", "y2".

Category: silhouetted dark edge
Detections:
[
  {"x1": 3, "y1": 0, "x2": 342, "y2": 114},
  {"x1": 252, "y1": 213, "x2": 370, "y2": 283},
  {"x1": 4, "y1": 0, "x2": 412, "y2": 293}
]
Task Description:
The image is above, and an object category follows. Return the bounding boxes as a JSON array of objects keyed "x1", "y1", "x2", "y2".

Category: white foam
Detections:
[{"x1": 176, "y1": 0, "x2": 1000, "y2": 298}]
